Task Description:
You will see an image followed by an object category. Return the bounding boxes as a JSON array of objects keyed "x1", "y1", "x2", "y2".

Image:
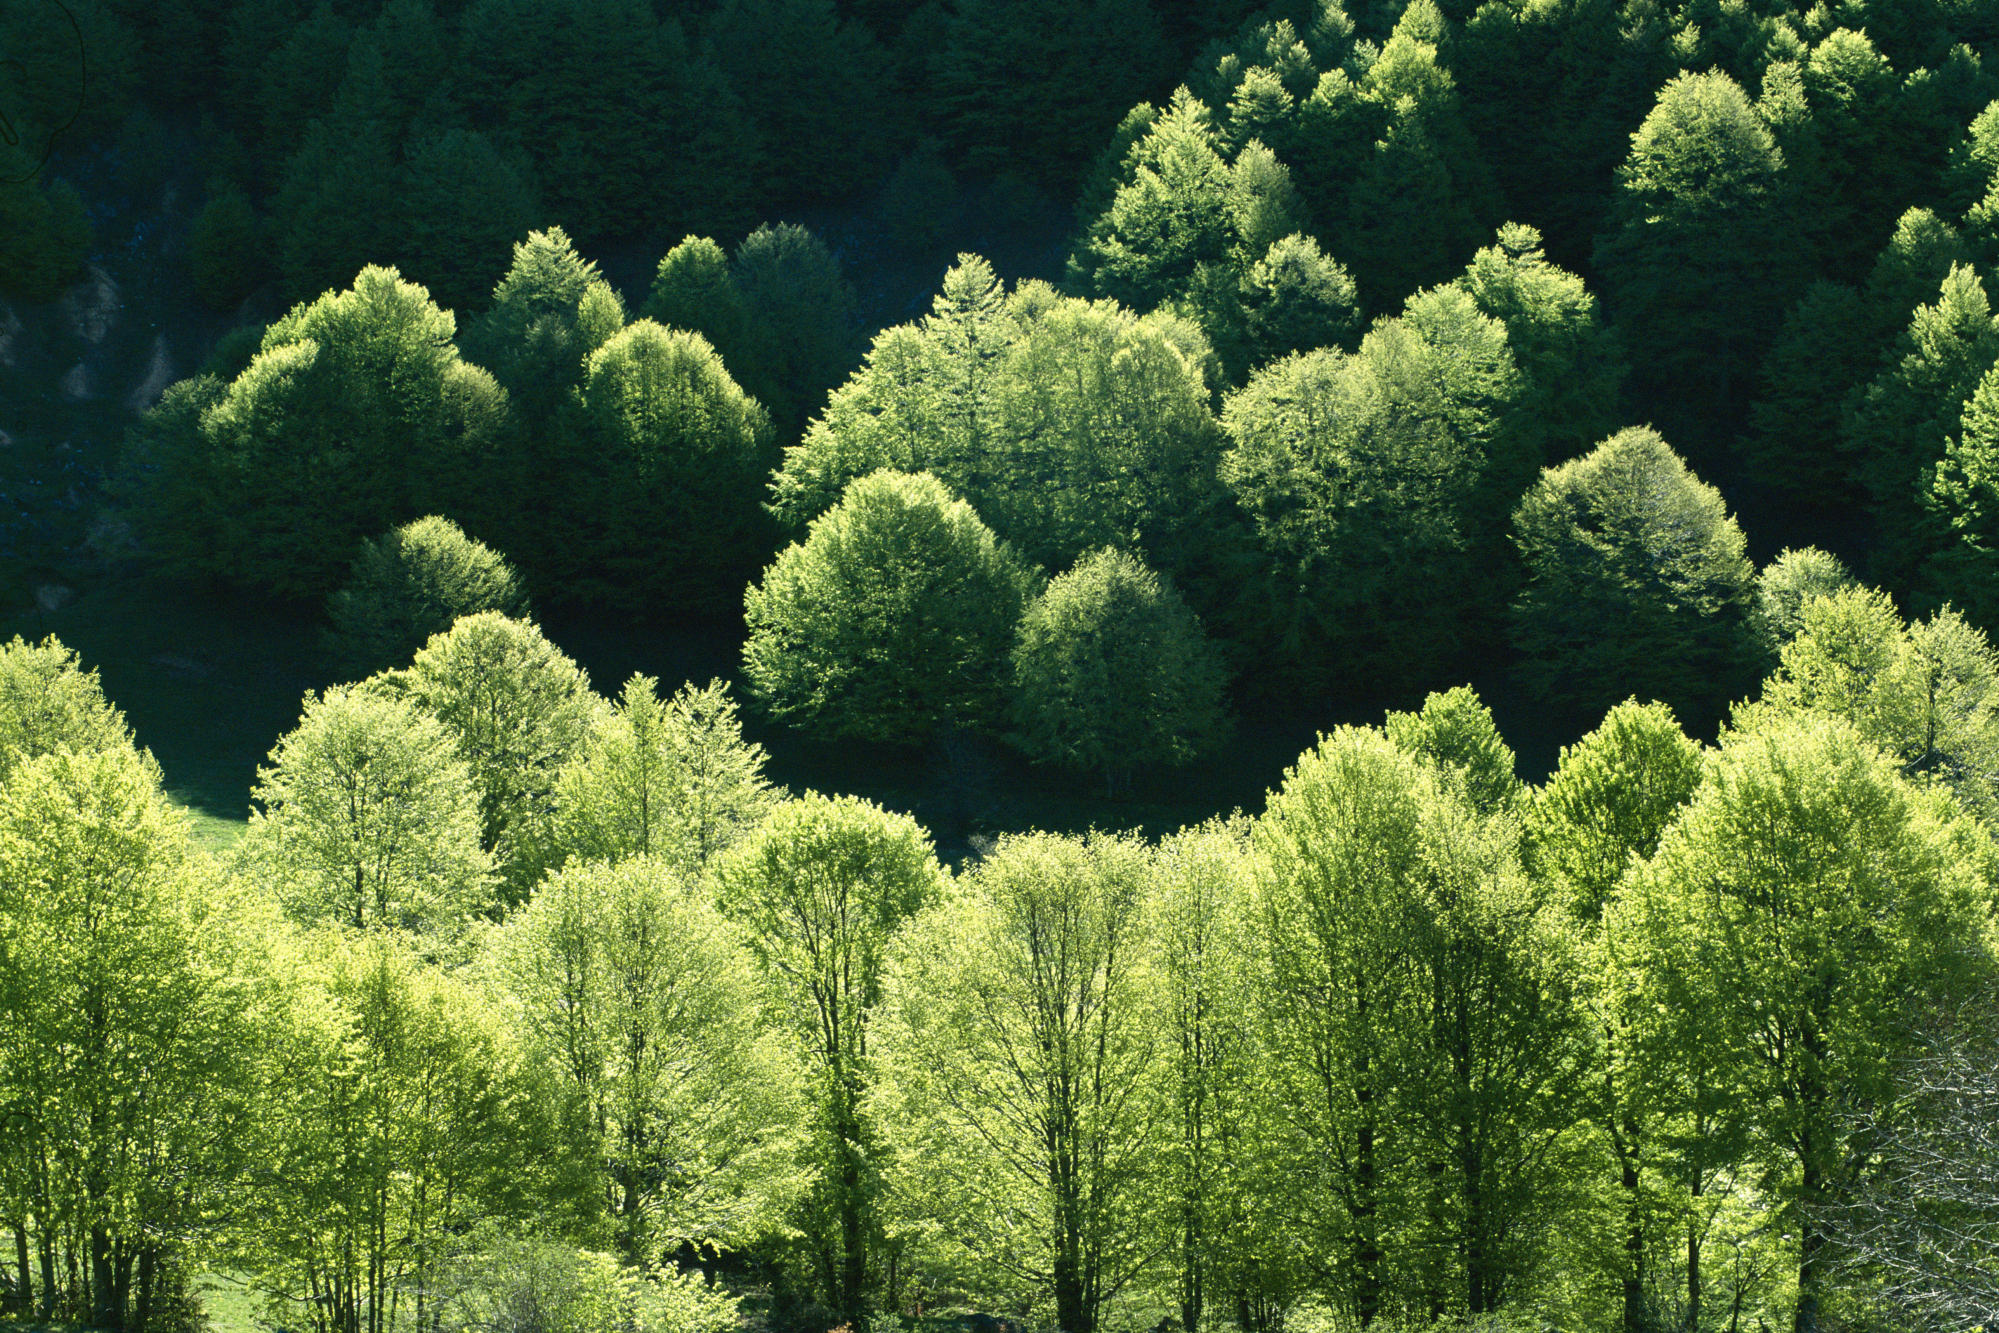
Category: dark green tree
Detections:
[
  {"x1": 1010, "y1": 548, "x2": 1229, "y2": 793},
  {"x1": 1595, "y1": 70, "x2": 1796, "y2": 441},
  {"x1": 743, "y1": 470, "x2": 1040, "y2": 745},
  {"x1": 326, "y1": 516, "x2": 530, "y2": 675},
  {"x1": 555, "y1": 321, "x2": 773, "y2": 615},
  {"x1": 1510, "y1": 426, "x2": 1757, "y2": 719}
]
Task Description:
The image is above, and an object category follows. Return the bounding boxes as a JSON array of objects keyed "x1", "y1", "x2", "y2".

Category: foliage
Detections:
[
  {"x1": 0, "y1": 636, "x2": 133, "y2": 781},
  {"x1": 188, "y1": 185, "x2": 267, "y2": 312},
  {"x1": 0, "y1": 744, "x2": 269, "y2": 1333},
  {"x1": 1752, "y1": 546, "x2": 1858, "y2": 653},
  {"x1": 770, "y1": 256, "x2": 1228, "y2": 578},
  {"x1": 492, "y1": 856, "x2": 800, "y2": 1262},
  {"x1": 714, "y1": 793, "x2": 947, "y2": 1322},
  {"x1": 743, "y1": 470, "x2": 1040, "y2": 745},
  {"x1": 1010, "y1": 548, "x2": 1228, "y2": 792},
  {"x1": 1616, "y1": 713, "x2": 1995, "y2": 1332},
  {"x1": 401, "y1": 612, "x2": 601, "y2": 901},
  {"x1": 239, "y1": 683, "x2": 492, "y2": 936},
  {"x1": 880, "y1": 831, "x2": 1161, "y2": 1333},
  {"x1": 0, "y1": 177, "x2": 90, "y2": 302},
  {"x1": 554, "y1": 675, "x2": 775, "y2": 876},
  {"x1": 1511, "y1": 427, "x2": 1757, "y2": 719},
  {"x1": 556, "y1": 321, "x2": 774, "y2": 614},
  {"x1": 147, "y1": 266, "x2": 513, "y2": 599},
  {"x1": 1384, "y1": 684, "x2": 1525, "y2": 818},
  {"x1": 326, "y1": 515, "x2": 530, "y2": 675}
]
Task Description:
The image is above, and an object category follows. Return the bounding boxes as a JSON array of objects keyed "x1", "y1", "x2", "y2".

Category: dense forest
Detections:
[{"x1": 6, "y1": 1, "x2": 1999, "y2": 1333}]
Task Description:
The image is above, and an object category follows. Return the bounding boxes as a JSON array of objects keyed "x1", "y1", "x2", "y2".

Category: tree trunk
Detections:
[
  {"x1": 90, "y1": 1224, "x2": 119, "y2": 1332},
  {"x1": 132, "y1": 1245, "x2": 156, "y2": 1333},
  {"x1": 11, "y1": 1222, "x2": 29, "y2": 1317},
  {"x1": 1621, "y1": 1135, "x2": 1644, "y2": 1333}
]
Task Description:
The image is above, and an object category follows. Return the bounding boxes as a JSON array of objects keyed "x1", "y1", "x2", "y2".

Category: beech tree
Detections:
[
  {"x1": 714, "y1": 794, "x2": 947, "y2": 1324},
  {"x1": 1011, "y1": 548, "x2": 1228, "y2": 794},
  {"x1": 326, "y1": 516, "x2": 530, "y2": 674},
  {"x1": 402, "y1": 612, "x2": 601, "y2": 900},
  {"x1": 558, "y1": 320, "x2": 773, "y2": 614},
  {"x1": 493, "y1": 857, "x2": 799, "y2": 1264},
  {"x1": 241, "y1": 684, "x2": 493, "y2": 935},
  {"x1": 1511, "y1": 427, "x2": 1757, "y2": 719},
  {"x1": 150, "y1": 266, "x2": 513, "y2": 599},
  {"x1": 881, "y1": 831, "x2": 1162, "y2": 1333},
  {"x1": 1617, "y1": 715, "x2": 1994, "y2": 1333},
  {"x1": 553, "y1": 676, "x2": 775, "y2": 875},
  {"x1": 0, "y1": 746, "x2": 269, "y2": 1333},
  {"x1": 743, "y1": 471, "x2": 1040, "y2": 745},
  {"x1": 771, "y1": 256, "x2": 1227, "y2": 578}
]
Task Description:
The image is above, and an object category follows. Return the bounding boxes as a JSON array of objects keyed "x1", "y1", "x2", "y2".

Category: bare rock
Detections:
[
  {"x1": 59, "y1": 362, "x2": 90, "y2": 400},
  {"x1": 60, "y1": 265, "x2": 121, "y2": 345},
  {"x1": 127, "y1": 333, "x2": 174, "y2": 412}
]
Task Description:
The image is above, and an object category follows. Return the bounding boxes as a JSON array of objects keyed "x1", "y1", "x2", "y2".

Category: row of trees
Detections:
[{"x1": 5, "y1": 566, "x2": 1998, "y2": 1333}]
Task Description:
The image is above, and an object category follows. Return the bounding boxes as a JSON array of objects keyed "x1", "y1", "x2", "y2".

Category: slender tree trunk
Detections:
[
  {"x1": 37, "y1": 1225, "x2": 54, "y2": 1319},
  {"x1": 1620, "y1": 1126, "x2": 1644, "y2": 1333},
  {"x1": 11, "y1": 1222, "x2": 29, "y2": 1316},
  {"x1": 1793, "y1": 1160, "x2": 1824, "y2": 1333}
]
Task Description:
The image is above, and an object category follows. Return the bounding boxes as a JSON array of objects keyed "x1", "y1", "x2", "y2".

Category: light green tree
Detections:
[
  {"x1": 492, "y1": 857, "x2": 799, "y2": 1264},
  {"x1": 239, "y1": 684, "x2": 493, "y2": 935},
  {"x1": 880, "y1": 832, "x2": 1162, "y2": 1333},
  {"x1": 0, "y1": 637, "x2": 132, "y2": 779},
  {"x1": 0, "y1": 746, "x2": 270, "y2": 1333},
  {"x1": 553, "y1": 676, "x2": 775, "y2": 875},
  {"x1": 1751, "y1": 547, "x2": 1858, "y2": 655},
  {"x1": 744, "y1": 470, "x2": 1040, "y2": 745},
  {"x1": 326, "y1": 515, "x2": 530, "y2": 674},
  {"x1": 1384, "y1": 685, "x2": 1525, "y2": 819},
  {"x1": 1616, "y1": 715, "x2": 1995, "y2": 1333},
  {"x1": 402, "y1": 612, "x2": 602, "y2": 901},
  {"x1": 244, "y1": 929, "x2": 549, "y2": 1333},
  {"x1": 714, "y1": 794, "x2": 948, "y2": 1326},
  {"x1": 1011, "y1": 548, "x2": 1228, "y2": 795}
]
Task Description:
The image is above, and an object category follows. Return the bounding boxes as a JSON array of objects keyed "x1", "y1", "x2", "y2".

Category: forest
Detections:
[{"x1": 5, "y1": 0, "x2": 1999, "y2": 1331}]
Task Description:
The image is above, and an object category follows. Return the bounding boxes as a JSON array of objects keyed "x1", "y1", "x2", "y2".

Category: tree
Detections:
[
  {"x1": 390, "y1": 126, "x2": 541, "y2": 314},
  {"x1": 1924, "y1": 359, "x2": 1999, "y2": 628},
  {"x1": 640, "y1": 236, "x2": 752, "y2": 371},
  {"x1": 714, "y1": 794, "x2": 948, "y2": 1325},
  {"x1": 1011, "y1": 548, "x2": 1228, "y2": 794},
  {"x1": 1594, "y1": 70, "x2": 1796, "y2": 439},
  {"x1": 0, "y1": 746, "x2": 268, "y2": 1333},
  {"x1": 0, "y1": 177, "x2": 91, "y2": 301},
  {"x1": 1617, "y1": 714, "x2": 1994, "y2": 1333},
  {"x1": 461, "y1": 227, "x2": 625, "y2": 427},
  {"x1": 493, "y1": 857, "x2": 798, "y2": 1264},
  {"x1": 1847, "y1": 265, "x2": 1999, "y2": 588},
  {"x1": 1383, "y1": 685, "x2": 1524, "y2": 819},
  {"x1": 189, "y1": 185, "x2": 268, "y2": 312},
  {"x1": 245, "y1": 929, "x2": 550, "y2": 1333},
  {"x1": 728, "y1": 223, "x2": 857, "y2": 439},
  {"x1": 1752, "y1": 547, "x2": 1858, "y2": 654},
  {"x1": 1454, "y1": 223, "x2": 1625, "y2": 464},
  {"x1": 1510, "y1": 427, "x2": 1757, "y2": 720},
  {"x1": 553, "y1": 676, "x2": 775, "y2": 875},
  {"x1": 743, "y1": 471, "x2": 1040, "y2": 745},
  {"x1": 1526, "y1": 699, "x2": 1704, "y2": 922},
  {"x1": 768, "y1": 256, "x2": 1228, "y2": 580},
  {"x1": 326, "y1": 516, "x2": 530, "y2": 674},
  {"x1": 0, "y1": 637, "x2": 132, "y2": 780},
  {"x1": 1817, "y1": 996, "x2": 1999, "y2": 1333},
  {"x1": 1220, "y1": 291, "x2": 1520, "y2": 690},
  {"x1": 240, "y1": 684, "x2": 492, "y2": 935},
  {"x1": 881, "y1": 831, "x2": 1162, "y2": 1333},
  {"x1": 151, "y1": 266, "x2": 514, "y2": 599},
  {"x1": 1748, "y1": 587, "x2": 1999, "y2": 827},
  {"x1": 1249, "y1": 727, "x2": 1431, "y2": 1325},
  {"x1": 556, "y1": 320, "x2": 774, "y2": 614},
  {"x1": 401, "y1": 612, "x2": 601, "y2": 900}
]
